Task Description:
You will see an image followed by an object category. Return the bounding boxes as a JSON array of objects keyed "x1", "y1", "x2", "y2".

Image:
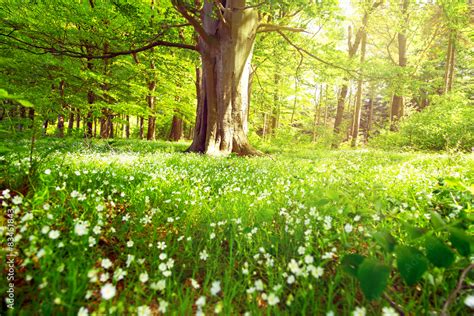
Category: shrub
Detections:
[{"x1": 371, "y1": 92, "x2": 474, "y2": 151}]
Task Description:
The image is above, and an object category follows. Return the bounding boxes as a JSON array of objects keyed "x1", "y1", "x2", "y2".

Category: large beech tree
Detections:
[{"x1": 172, "y1": 0, "x2": 319, "y2": 155}]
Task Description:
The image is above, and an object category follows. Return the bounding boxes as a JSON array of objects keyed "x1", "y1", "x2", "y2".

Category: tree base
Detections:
[{"x1": 185, "y1": 141, "x2": 262, "y2": 157}]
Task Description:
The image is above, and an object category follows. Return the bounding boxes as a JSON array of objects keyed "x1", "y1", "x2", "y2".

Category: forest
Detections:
[{"x1": 0, "y1": 0, "x2": 473, "y2": 315}]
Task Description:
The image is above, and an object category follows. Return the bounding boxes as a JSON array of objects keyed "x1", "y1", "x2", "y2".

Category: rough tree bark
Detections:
[
  {"x1": 185, "y1": 0, "x2": 260, "y2": 156},
  {"x1": 169, "y1": 114, "x2": 183, "y2": 141}
]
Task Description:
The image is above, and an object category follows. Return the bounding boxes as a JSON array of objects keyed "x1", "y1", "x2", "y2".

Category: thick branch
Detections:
[
  {"x1": 213, "y1": 0, "x2": 229, "y2": 26},
  {"x1": 0, "y1": 32, "x2": 197, "y2": 59},
  {"x1": 172, "y1": 0, "x2": 217, "y2": 47}
]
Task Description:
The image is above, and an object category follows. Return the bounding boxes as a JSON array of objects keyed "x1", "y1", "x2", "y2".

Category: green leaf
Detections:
[
  {"x1": 425, "y1": 236, "x2": 455, "y2": 268},
  {"x1": 0, "y1": 88, "x2": 9, "y2": 98},
  {"x1": 448, "y1": 228, "x2": 472, "y2": 257},
  {"x1": 396, "y1": 246, "x2": 429, "y2": 285},
  {"x1": 430, "y1": 212, "x2": 446, "y2": 229},
  {"x1": 403, "y1": 223, "x2": 426, "y2": 240},
  {"x1": 357, "y1": 259, "x2": 390, "y2": 300},
  {"x1": 373, "y1": 230, "x2": 397, "y2": 252},
  {"x1": 341, "y1": 254, "x2": 365, "y2": 277},
  {"x1": 17, "y1": 99, "x2": 34, "y2": 108}
]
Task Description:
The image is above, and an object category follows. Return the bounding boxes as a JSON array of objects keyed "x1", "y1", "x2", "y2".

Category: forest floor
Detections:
[{"x1": 1, "y1": 139, "x2": 473, "y2": 315}]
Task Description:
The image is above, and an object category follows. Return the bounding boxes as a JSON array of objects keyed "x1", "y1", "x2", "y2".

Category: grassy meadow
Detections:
[{"x1": 1, "y1": 139, "x2": 473, "y2": 315}]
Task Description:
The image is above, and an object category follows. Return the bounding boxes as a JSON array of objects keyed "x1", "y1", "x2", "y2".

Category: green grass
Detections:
[{"x1": 1, "y1": 139, "x2": 473, "y2": 315}]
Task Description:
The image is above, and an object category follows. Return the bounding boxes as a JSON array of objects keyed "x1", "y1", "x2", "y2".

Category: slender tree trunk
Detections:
[
  {"x1": 290, "y1": 74, "x2": 300, "y2": 125},
  {"x1": 126, "y1": 115, "x2": 130, "y2": 139},
  {"x1": 76, "y1": 109, "x2": 80, "y2": 129},
  {"x1": 28, "y1": 108, "x2": 34, "y2": 128},
  {"x1": 443, "y1": 33, "x2": 456, "y2": 93},
  {"x1": 187, "y1": 1, "x2": 260, "y2": 156},
  {"x1": 67, "y1": 110, "x2": 74, "y2": 135},
  {"x1": 57, "y1": 115, "x2": 65, "y2": 137},
  {"x1": 312, "y1": 85, "x2": 320, "y2": 143},
  {"x1": 42, "y1": 120, "x2": 49, "y2": 136},
  {"x1": 139, "y1": 117, "x2": 144, "y2": 139},
  {"x1": 333, "y1": 2, "x2": 381, "y2": 146},
  {"x1": 366, "y1": 92, "x2": 374, "y2": 142},
  {"x1": 147, "y1": 59, "x2": 157, "y2": 141},
  {"x1": 100, "y1": 111, "x2": 108, "y2": 138},
  {"x1": 332, "y1": 84, "x2": 348, "y2": 147},
  {"x1": 269, "y1": 71, "x2": 281, "y2": 137},
  {"x1": 262, "y1": 112, "x2": 268, "y2": 140},
  {"x1": 390, "y1": 0, "x2": 408, "y2": 127},
  {"x1": 351, "y1": 31, "x2": 367, "y2": 147},
  {"x1": 323, "y1": 85, "x2": 328, "y2": 125},
  {"x1": 109, "y1": 115, "x2": 114, "y2": 138},
  {"x1": 85, "y1": 55, "x2": 94, "y2": 138},
  {"x1": 57, "y1": 80, "x2": 66, "y2": 138},
  {"x1": 18, "y1": 106, "x2": 26, "y2": 131}
]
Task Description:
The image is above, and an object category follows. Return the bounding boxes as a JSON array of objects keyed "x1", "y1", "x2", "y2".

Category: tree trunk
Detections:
[
  {"x1": 85, "y1": 55, "x2": 94, "y2": 138},
  {"x1": 443, "y1": 33, "x2": 456, "y2": 94},
  {"x1": 323, "y1": 85, "x2": 328, "y2": 125},
  {"x1": 76, "y1": 109, "x2": 81, "y2": 129},
  {"x1": 28, "y1": 108, "x2": 34, "y2": 128},
  {"x1": 366, "y1": 93, "x2": 374, "y2": 142},
  {"x1": 147, "y1": 58, "x2": 157, "y2": 140},
  {"x1": 187, "y1": 1, "x2": 259, "y2": 156},
  {"x1": 57, "y1": 80, "x2": 66, "y2": 138},
  {"x1": 125, "y1": 115, "x2": 130, "y2": 139},
  {"x1": 169, "y1": 114, "x2": 183, "y2": 141},
  {"x1": 333, "y1": 2, "x2": 381, "y2": 146},
  {"x1": 100, "y1": 110, "x2": 109, "y2": 138},
  {"x1": 390, "y1": 0, "x2": 408, "y2": 126},
  {"x1": 67, "y1": 110, "x2": 74, "y2": 135},
  {"x1": 139, "y1": 117, "x2": 144, "y2": 139},
  {"x1": 57, "y1": 115, "x2": 65, "y2": 138},
  {"x1": 269, "y1": 71, "x2": 281, "y2": 137},
  {"x1": 42, "y1": 120, "x2": 49, "y2": 136},
  {"x1": 109, "y1": 115, "x2": 114, "y2": 138},
  {"x1": 351, "y1": 31, "x2": 367, "y2": 147},
  {"x1": 18, "y1": 106, "x2": 26, "y2": 131},
  {"x1": 262, "y1": 112, "x2": 268, "y2": 140},
  {"x1": 312, "y1": 85, "x2": 320, "y2": 143}
]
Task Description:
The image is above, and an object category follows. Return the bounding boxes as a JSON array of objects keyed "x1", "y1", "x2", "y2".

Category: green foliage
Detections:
[
  {"x1": 395, "y1": 246, "x2": 429, "y2": 286},
  {"x1": 356, "y1": 259, "x2": 391, "y2": 300},
  {"x1": 373, "y1": 230, "x2": 397, "y2": 253},
  {"x1": 341, "y1": 173, "x2": 473, "y2": 302},
  {"x1": 424, "y1": 236, "x2": 456, "y2": 268},
  {"x1": 341, "y1": 254, "x2": 366, "y2": 278},
  {"x1": 448, "y1": 228, "x2": 472, "y2": 257},
  {"x1": 2, "y1": 139, "x2": 473, "y2": 314},
  {"x1": 371, "y1": 92, "x2": 474, "y2": 151}
]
